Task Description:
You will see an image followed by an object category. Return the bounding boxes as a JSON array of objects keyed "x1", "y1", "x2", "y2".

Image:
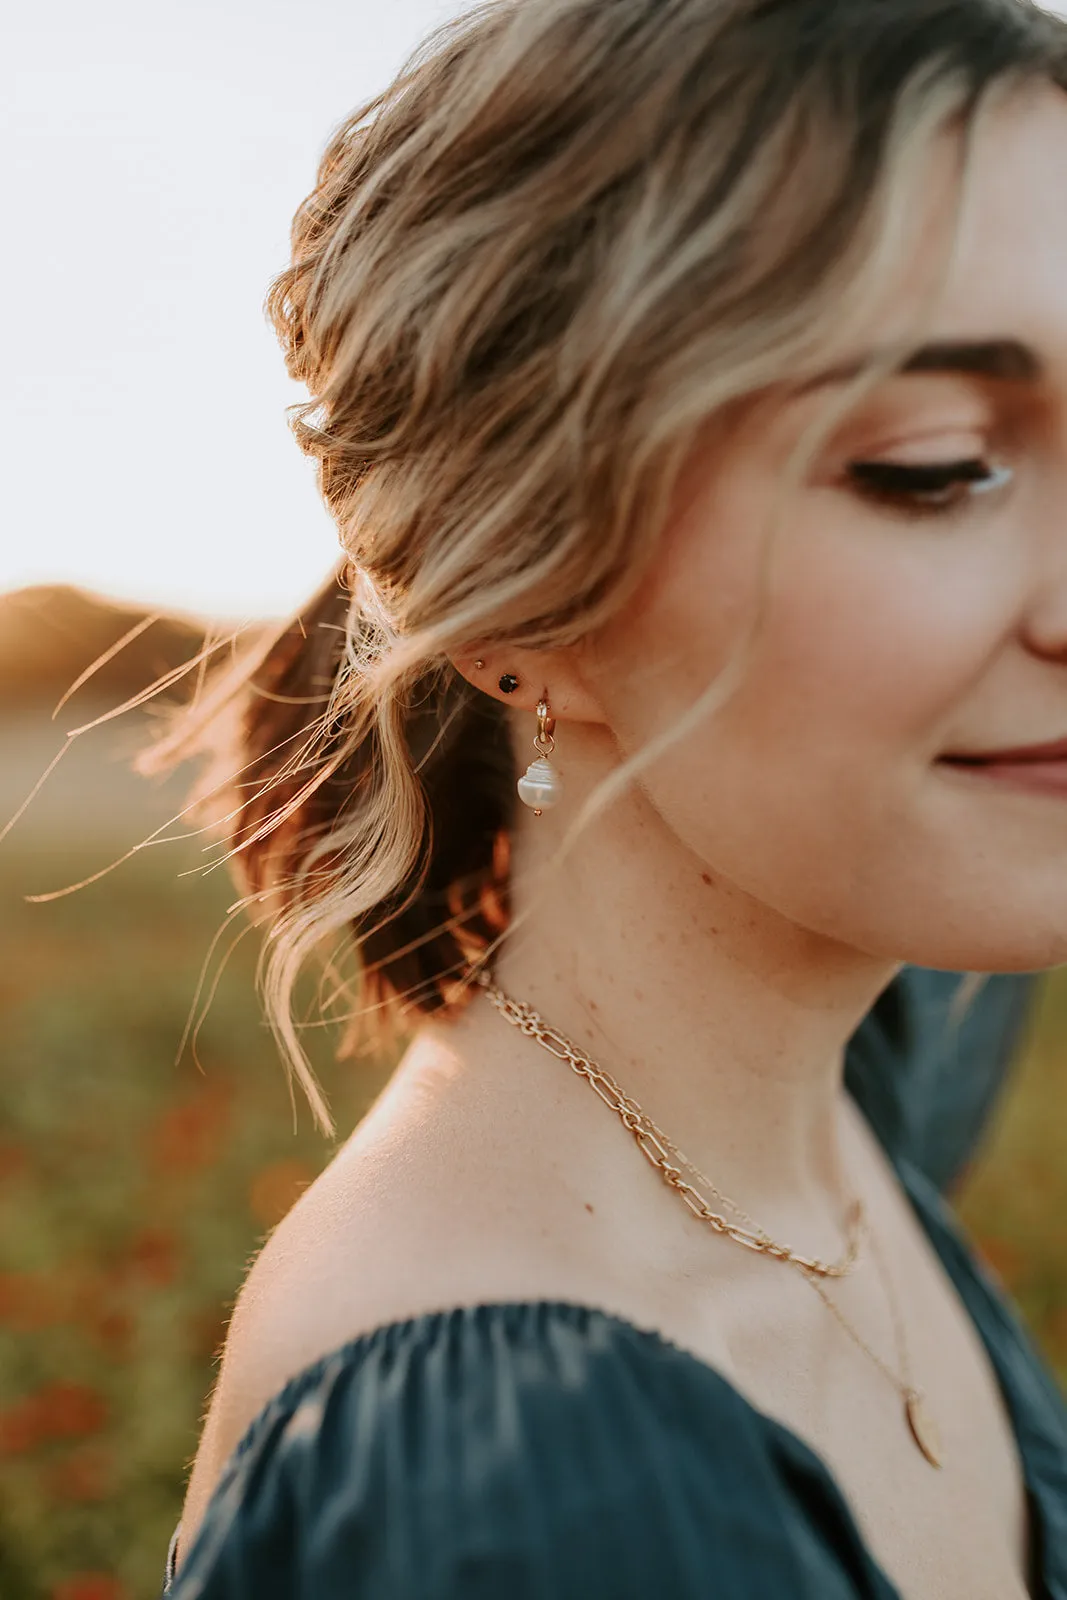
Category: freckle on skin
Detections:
[
  {"x1": 585, "y1": 1203, "x2": 595, "y2": 1214},
  {"x1": 701, "y1": 872, "x2": 712, "y2": 886}
]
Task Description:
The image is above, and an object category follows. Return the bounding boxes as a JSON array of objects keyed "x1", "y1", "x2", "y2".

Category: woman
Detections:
[{"x1": 158, "y1": 0, "x2": 1067, "y2": 1594}]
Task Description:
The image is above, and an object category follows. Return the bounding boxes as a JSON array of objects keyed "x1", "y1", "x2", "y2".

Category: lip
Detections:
[
  {"x1": 939, "y1": 740, "x2": 1067, "y2": 798},
  {"x1": 942, "y1": 735, "x2": 1067, "y2": 763}
]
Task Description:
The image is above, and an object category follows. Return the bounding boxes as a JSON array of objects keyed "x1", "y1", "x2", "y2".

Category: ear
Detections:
[{"x1": 449, "y1": 643, "x2": 607, "y2": 727}]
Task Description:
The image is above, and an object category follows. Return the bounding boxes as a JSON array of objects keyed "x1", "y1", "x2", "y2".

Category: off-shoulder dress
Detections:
[{"x1": 161, "y1": 970, "x2": 1067, "y2": 1599}]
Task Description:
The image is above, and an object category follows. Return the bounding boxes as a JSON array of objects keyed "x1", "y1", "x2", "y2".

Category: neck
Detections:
[{"x1": 481, "y1": 766, "x2": 901, "y2": 1231}]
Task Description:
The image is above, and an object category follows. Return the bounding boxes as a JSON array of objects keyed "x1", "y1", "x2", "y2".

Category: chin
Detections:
[
  {"x1": 843, "y1": 828, "x2": 1067, "y2": 974},
  {"x1": 886, "y1": 919, "x2": 1067, "y2": 976}
]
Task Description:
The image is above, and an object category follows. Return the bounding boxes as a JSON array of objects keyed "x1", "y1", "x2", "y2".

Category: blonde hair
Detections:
[{"x1": 141, "y1": 0, "x2": 1067, "y2": 1135}]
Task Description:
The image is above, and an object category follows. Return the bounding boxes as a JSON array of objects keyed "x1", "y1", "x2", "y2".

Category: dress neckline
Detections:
[{"x1": 167, "y1": 1157, "x2": 1067, "y2": 1599}]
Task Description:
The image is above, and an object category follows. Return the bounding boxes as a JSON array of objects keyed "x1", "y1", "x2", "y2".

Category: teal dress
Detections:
[{"x1": 162, "y1": 971, "x2": 1067, "y2": 1599}]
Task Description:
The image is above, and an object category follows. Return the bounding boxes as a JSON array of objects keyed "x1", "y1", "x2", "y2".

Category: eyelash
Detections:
[{"x1": 846, "y1": 458, "x2": 1015, "y2": 518}]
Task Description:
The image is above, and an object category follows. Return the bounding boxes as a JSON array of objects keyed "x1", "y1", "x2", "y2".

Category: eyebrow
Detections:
[{"x1": 789, "y1": 338, "x2": 1045, "y2": 395}]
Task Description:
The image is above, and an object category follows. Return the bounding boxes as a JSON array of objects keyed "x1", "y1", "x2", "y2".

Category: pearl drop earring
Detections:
[{"x1": 517, "y1": 691, "x2": 563, "y2": 816}]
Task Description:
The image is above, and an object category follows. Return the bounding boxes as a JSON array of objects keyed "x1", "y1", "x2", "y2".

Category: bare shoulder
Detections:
[
  {"x1": 172, "y1": 1037, "x2": 607, "y2": 1575},
  {"x1": 173, "y1": 1113, "x2": 465, "y2": 1571}
]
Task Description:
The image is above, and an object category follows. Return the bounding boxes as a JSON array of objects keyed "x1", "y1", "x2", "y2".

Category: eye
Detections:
[{"x1": 845, "y1": 457, "x2": 1015, "y2": 518}]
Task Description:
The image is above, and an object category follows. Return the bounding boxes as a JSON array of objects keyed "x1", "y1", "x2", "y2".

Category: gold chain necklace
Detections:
[{"x1": 473, "y1": 967, "x2": 943, "y2": 1469}]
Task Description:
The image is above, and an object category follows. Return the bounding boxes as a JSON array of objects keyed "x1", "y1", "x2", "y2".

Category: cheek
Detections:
[
  {"x1": 608, "y1": 478, "x2": 1006, "y2": 780},
  {"x1": 591, "y1": 482, "x2": 1030, "y2": 956},
  {"x1": 734, "y1": 514, "x2": 1013, "y2": 760}
]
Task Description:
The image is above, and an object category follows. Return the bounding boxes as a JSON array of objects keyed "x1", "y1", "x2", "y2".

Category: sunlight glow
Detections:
[{"x1": 3, "y1": 0, "x2": 460, "y2": 620}]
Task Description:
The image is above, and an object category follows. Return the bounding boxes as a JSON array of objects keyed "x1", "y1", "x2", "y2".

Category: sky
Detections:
[
  {"x1": 4, "y1": 0, "x2": 461, "y2": 621},
  {"x1": 6, "y1": 1, "x2": 1067, "y2": 622}
]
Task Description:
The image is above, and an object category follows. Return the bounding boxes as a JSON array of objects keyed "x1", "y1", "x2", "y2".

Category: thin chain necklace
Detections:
[{"x1": 473, "y1": 967, "x2": 943, "y2": 1469}]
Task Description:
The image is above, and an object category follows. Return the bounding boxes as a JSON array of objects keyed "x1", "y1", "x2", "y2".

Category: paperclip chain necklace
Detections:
[{"x1": 473, "y1": 967, "x2": 943, "y2": 1468}]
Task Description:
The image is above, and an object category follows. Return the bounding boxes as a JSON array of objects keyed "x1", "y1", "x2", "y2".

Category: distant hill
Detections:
[{"x1": 0, "y1": 585, "x2": 263, "y2": 715}]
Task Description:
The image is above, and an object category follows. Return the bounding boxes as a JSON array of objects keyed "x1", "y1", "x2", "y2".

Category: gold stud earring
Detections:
[
  {"x1": 474, "y1": 659, "x2": 485, "y2": 670},
  {"x1": 517, "y1": 691, "x2": 563, "y2": 817}
]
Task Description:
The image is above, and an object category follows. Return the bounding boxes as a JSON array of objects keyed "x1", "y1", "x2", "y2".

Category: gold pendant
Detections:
[{"x1": 905, "y1": 1391, "x2": 943, "y2": 1469}]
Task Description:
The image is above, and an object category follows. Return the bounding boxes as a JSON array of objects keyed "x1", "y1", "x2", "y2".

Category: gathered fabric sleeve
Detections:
[{"x1": 163, "y1": 1300, "x2": 896, "y2": 1600}]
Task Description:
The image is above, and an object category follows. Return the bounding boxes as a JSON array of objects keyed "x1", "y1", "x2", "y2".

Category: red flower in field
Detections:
[
  {"x1": 0, "y1": 1393, "x2": 47, "y2": 1454},
  {"x1": 0, "y1": 1140, "x2": 29, "y2": 1184},
  {"x1": 1047, "y1": 1303, "x2": 1067, "y2": 1354},
  {"x1": 45, "y1": 1443, "x2": 113, "y2": 1503},
  {"x1": 0, "y1": 1271, "x2": 67, "y2": 1331},
  {"x1": 148, "y1": 1081, "x2": 233, "y2": 1174},
  {"x1": 0, "y1": 1381, "x2": 110, "y2": 1453},
  {"x1": 91, "y1": 1308, "x2": 135, "y2": 1358},
  {"x1": 124, "y1": 1226, "x2": 182, "y2": 1288},
  {"x1": 37, "y1": 1381, "x2": 109, "y2": 1440},
  {"x1": 248, "y1": 1158, "x2": 316, "y2": 1228},
  {"x1": 974, "y1": 1236, "x2": 1024, "y2": 1291},
  {"x1": 69, "y1": 1269, "x2": 107, "y2": 1319},
  {"x1": 51, "y1": 1575, "x2": 128, "y2": 1600}
]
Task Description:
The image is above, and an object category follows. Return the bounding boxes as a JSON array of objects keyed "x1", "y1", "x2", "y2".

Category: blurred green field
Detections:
[
  {"x1": 0, "y1": 812, "x2": 391, "y2": 1600},
  {"x1": 0, "y1": 698, "x2": 1065, "y2": 1600}
]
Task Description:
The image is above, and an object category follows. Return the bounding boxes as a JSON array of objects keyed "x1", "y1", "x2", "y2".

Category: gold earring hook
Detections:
[{"x1": 535, "y1": 692, "x2": 556, "y2": 756}]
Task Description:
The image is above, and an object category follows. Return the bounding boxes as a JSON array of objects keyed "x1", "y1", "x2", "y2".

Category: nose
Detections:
[
  {"x1": 1022, "y1": 597, "x2": 1067, "y2": 662},
  {"x1": 1020, "y1": 495, "x2": 1067, "y2": 663}
]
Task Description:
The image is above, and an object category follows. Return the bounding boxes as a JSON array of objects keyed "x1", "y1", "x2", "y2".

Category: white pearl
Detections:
[{"x1": 517, "y1": 756, "x2": 563, "y2": 812}]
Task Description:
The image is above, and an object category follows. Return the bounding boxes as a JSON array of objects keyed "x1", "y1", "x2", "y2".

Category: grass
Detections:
[
  {"x1": 0, "y1": 834, "x2": 387, "y2": 1600},
  {"x1": 955, "y1": 972, "x2": 1067, "y2": 1377}
]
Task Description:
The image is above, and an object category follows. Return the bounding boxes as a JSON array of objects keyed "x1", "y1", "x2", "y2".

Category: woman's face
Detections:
[{"x1": 583, "y1": 81, "x2": 1067, "y2": 973}]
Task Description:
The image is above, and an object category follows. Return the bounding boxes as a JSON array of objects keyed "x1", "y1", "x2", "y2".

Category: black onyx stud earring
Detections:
[{"x1": 498, "y1": 673, "x2": 519, "y2": 694}]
